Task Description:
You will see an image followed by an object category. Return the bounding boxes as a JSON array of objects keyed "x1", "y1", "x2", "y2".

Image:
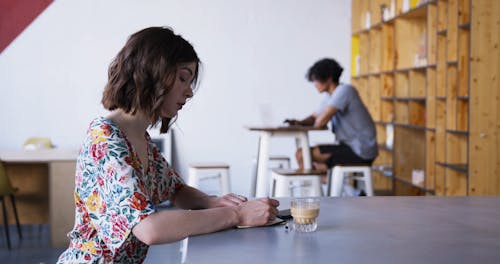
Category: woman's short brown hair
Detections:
[{"x1": 102, "y1": 26, "x2": 200, "y2": 133}]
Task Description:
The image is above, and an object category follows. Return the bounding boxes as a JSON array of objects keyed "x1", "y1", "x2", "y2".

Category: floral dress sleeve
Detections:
[{"x1": 86, "y1": 120, "x2": 155, "y2": 254}]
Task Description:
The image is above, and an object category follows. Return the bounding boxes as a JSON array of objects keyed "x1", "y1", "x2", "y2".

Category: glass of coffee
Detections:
[{"x1": 290, "y1": 198, "x2": 320, "y2": 232}]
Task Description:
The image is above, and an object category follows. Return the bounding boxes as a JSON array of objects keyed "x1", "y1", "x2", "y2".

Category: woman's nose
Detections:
[{"x1": 186, "y1": 87, "x2": 194, "y2": 98}]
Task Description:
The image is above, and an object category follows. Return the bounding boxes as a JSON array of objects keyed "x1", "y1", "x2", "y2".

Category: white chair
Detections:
[
  {"x1": 271, "y1": 168, "x2": 323, "y2": 197},
  {"x1": 328, "y1": 165, "x2": 374, "y2": 197},
  {"x1": 188, "y1": 163, "x2": 231, "y2": 195}
]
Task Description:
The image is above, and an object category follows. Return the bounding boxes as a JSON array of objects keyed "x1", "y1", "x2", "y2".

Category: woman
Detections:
[{"x1": 57, "y1": 27, "x2": 279, "y2": 263}]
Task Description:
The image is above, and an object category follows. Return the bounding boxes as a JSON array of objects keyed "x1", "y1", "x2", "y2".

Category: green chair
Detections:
[{"x1": 0, "y1": 161, "x2": 22, "y2": 250}]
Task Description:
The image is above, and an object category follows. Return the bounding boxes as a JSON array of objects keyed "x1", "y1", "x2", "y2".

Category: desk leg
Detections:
[
  {"x1": 298, "y1": 132, "x2": 312, "y2": 170},
  {"x1": 250, "y1": 137, "x2": 261, "y2": 197},
  {"x1": 49, "y1": 161, "x2": 76, "y2": 248},
  {"x1": 256, "y1": 133, "x2": 270, "y2": 197}
]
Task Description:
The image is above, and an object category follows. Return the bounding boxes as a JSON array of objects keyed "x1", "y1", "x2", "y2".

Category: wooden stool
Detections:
[
  {"x1": 271, "y1": 168, "x2": 323, "y2": 197},
  {"x1": 328, "y1": 165, "x2": 373, "y2": 197},
  {"x1": 188, "y1": 163, "x2": 231, "y2": 195}
]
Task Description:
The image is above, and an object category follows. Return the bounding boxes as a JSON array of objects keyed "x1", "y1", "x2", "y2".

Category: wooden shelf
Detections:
[
  {"x1": 378, "y1": 144, "x2": 393, "y2": 153},
  {"x1": 435, "y1": 162, "x2": 468, "y2": 173},
  {"x1": 351, "y1": 0, "x2": 499, "y2": 196},
  {"x1": 446, "y1": 129, "x2": 468, "y2": 135},
  {"x1": 459, "y1": 23, "x2": 471, "y2": 29},
  {"x1": 437, "y1": 29, "x2": 447, "y2": 35},
  {"x1": 394, "y1": 177, "x2": 435, "y2": 194},
  {"x1": 394, "y1": 122, "x2": 427, "y2": 130}
]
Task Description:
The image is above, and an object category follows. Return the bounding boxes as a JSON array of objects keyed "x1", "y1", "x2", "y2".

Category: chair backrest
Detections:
[
  {"x1": 0, "y1": 161, "x2": 16, "y2": 195},
  {"x1": 23, "y1": 137, "x2": 53, "y2": 150}
]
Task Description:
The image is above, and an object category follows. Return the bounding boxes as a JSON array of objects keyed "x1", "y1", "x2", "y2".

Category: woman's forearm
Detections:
[
  {"x1": 133, "y1": 206, "x2": 239, "y2": 245},
  {"x1": 173, "y1": 185, "x2": 213, "y2": 209}
]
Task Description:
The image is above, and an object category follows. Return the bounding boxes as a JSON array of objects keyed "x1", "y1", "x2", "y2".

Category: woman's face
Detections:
[{"x1": 161, "y1": 62, "x2": 197, "y2": 118}]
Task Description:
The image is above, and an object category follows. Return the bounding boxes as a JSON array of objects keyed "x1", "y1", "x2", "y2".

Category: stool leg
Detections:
[
  {"x1": 1, "y1": 197, "x2": 12, "y2": 250},
  {"x1": 274, "y1": 175, "x2": 290, "y2": 197},
  {"x1": 363, "y1": 168, "x2": 374, "y2": 196},
  {"x1": 219, "y1": 169, "x2": 231, "y2": 195},
  {"x1": 10, "y1": 195, "x2": 22, "y2": 240},
  {"x1": 188, "y1": 168, "x2": 199, "y2": 189},
  {"x1": 331, "y1": 167, "x2": 344, "y2": 197},
  {"x1": 312, "y1": 177, "x2": 322, "y2": 197}
]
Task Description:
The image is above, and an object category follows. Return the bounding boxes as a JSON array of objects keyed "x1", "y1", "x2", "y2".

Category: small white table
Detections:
[{"x1": 247, "y1": 126, "x2": 326, "y2": 197}]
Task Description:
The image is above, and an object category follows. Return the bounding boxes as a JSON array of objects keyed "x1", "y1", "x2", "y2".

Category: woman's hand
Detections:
[
  {"x1": 236, "y1": 198, "x2": 280, "y2": 227},
  {"x1": 206, "y1": 193, "x2": 248, "y2": 208}
]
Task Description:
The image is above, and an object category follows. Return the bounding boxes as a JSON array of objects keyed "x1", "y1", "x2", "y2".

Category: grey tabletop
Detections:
[{"x1": 149, "y1": 196, "x2": 500, "y2": 264}]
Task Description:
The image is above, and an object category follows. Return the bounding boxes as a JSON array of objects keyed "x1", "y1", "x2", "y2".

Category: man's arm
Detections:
[
  {"x1": 284, "y1": 115, "x2": 316, "y2": 126},
  {"x1": 314, "y1": 106, "x2": 338, "y2": 128}
]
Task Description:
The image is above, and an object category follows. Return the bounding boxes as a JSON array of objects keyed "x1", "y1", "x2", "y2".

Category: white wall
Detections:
[{"x1": 0, "y1": 0, "x2": 351, "y2": 196}]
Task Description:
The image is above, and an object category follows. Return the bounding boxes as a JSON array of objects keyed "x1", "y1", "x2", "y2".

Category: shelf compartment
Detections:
[
  {"x1": 394, "y1": 10, "x2": 428, "y2": 69},
  {"x1": 381, "y1": 100, "x2": 395, "y2": 122},
  {"x1": 376, "y1": 123, "x2": 387, "y2": 147},
  {"x1": 435, "y1": 100, "x2": 446, "y2": 163},
  {"x1": 446, "y1": 132, "x2": 467, "y2": 165},
  {"x1": 409, "y1": 69, "x2": 426, "y2": 97},
  {"x1": 369, "y1": 27, "x2": 382, "y2": 73},
  {"x1": 395, "y1": 72, "x2": 409, "y2": 97},
  {"x1": 425, "y1": 131, "x2": 436, "y2": 190},
  {"x1": 352, "y1": 0, "x2": 370, "y2": 33},
  {"x1": 359, "y1": 32, "x2": 370, "y2": 75},
  {"x1": 426, "y1": 68, "x2": 437, "y2": 128},
  {"x1": 458, "y1": 0, "x2": 470, "y2": 24},
  {"x1": 409, "y1": 101, "x2": 426, "y2": 126},
  {"x1": 395, "y1": 101, "x2": 409, "y2": 124},
  {"x1": 446, "y1": 0, "x2": 458, "y2": 62},
  {"x1": 457, "y1": 100, "x2": 468, "y2": 131},
  {"x1": 394, "y1": 126, "x2": 425, "y2": 183},
  {"x1": 427, "y1": 3, "x2": 437, "y2": 65},
  {"x1": 436, "y1": 34, "x2": 447, "y2": 97},
  {"x1": 381, "y1": 73, "x2": 394, "y2": 97},
  {"x1": 437, "y1": 0, "x2": 447, "y2": 32},
  {"x1": 368, "y1": 76, "x2": 382, "y2": 121},
  {"x1": 446, "y1": 65, "x2": 458, "y2": 130},
  {"x1": 445, "y1": 168, "x2": 467, "y2": 196},
  {"x1": 458, "y1": 28, "x2": 469, "y2": 97},
  {"x1": 434, "y1": 165, "x2": 445, "y2": 195},
  {"x1": 381, "y1": 23, "x2": 395, "y2": 71}
]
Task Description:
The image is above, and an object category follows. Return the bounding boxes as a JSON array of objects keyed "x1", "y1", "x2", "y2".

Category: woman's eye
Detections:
[{"x1": 179, "y1": 77, "x2": 186, "y2": 82}]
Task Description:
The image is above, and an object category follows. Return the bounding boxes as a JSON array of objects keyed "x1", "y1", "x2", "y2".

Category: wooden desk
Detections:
[
  {"x1": 149, "y1": 196, "x2": 500, "y2": 264},
  {"x1": 0, "y1": 149, "x2": 78, "y2": 248},
  {"x1": 247, "y1": 126, "x2": 326, "y2": 197}
]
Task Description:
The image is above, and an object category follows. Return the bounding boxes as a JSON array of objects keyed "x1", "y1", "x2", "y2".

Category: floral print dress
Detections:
[{"x1": 57, "y1": 117, "x2": 185, "y2": 263}]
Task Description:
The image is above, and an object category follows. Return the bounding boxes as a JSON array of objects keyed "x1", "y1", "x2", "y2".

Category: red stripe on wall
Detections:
[{"x1": 0, "y1": 0, "x2": 53, "y2": 54}]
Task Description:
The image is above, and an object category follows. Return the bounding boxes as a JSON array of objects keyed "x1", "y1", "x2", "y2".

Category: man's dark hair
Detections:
[
  {"x1": 101, "y1": 26, "x2": 200, "y2": 133},
  {"x1": 306, "y1": 58, "x2": 343, "y2": 84}
]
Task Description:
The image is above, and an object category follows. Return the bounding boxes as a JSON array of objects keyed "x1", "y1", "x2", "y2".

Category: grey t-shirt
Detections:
[{"x1": 315, "y1": 83, "x2": 378, "y2": 160}]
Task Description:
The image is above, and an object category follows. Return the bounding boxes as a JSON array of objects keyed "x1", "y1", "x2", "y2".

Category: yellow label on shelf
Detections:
[
  {"x1": 410, "y1": 0, "x2": 420, "y2": 9},
  {"x1": 351, "y1": 35, "x2": 360, "y2": 76}
]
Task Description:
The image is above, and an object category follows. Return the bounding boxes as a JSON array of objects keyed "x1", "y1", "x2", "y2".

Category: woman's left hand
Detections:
[{"x1": 207, "y1": 193, "x2": 248, "y2": 208}]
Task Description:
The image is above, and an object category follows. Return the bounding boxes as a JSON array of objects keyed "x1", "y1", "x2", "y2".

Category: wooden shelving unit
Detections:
[{"x1": 351, "y1": 0, "x2": 500, "y2": 196}]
